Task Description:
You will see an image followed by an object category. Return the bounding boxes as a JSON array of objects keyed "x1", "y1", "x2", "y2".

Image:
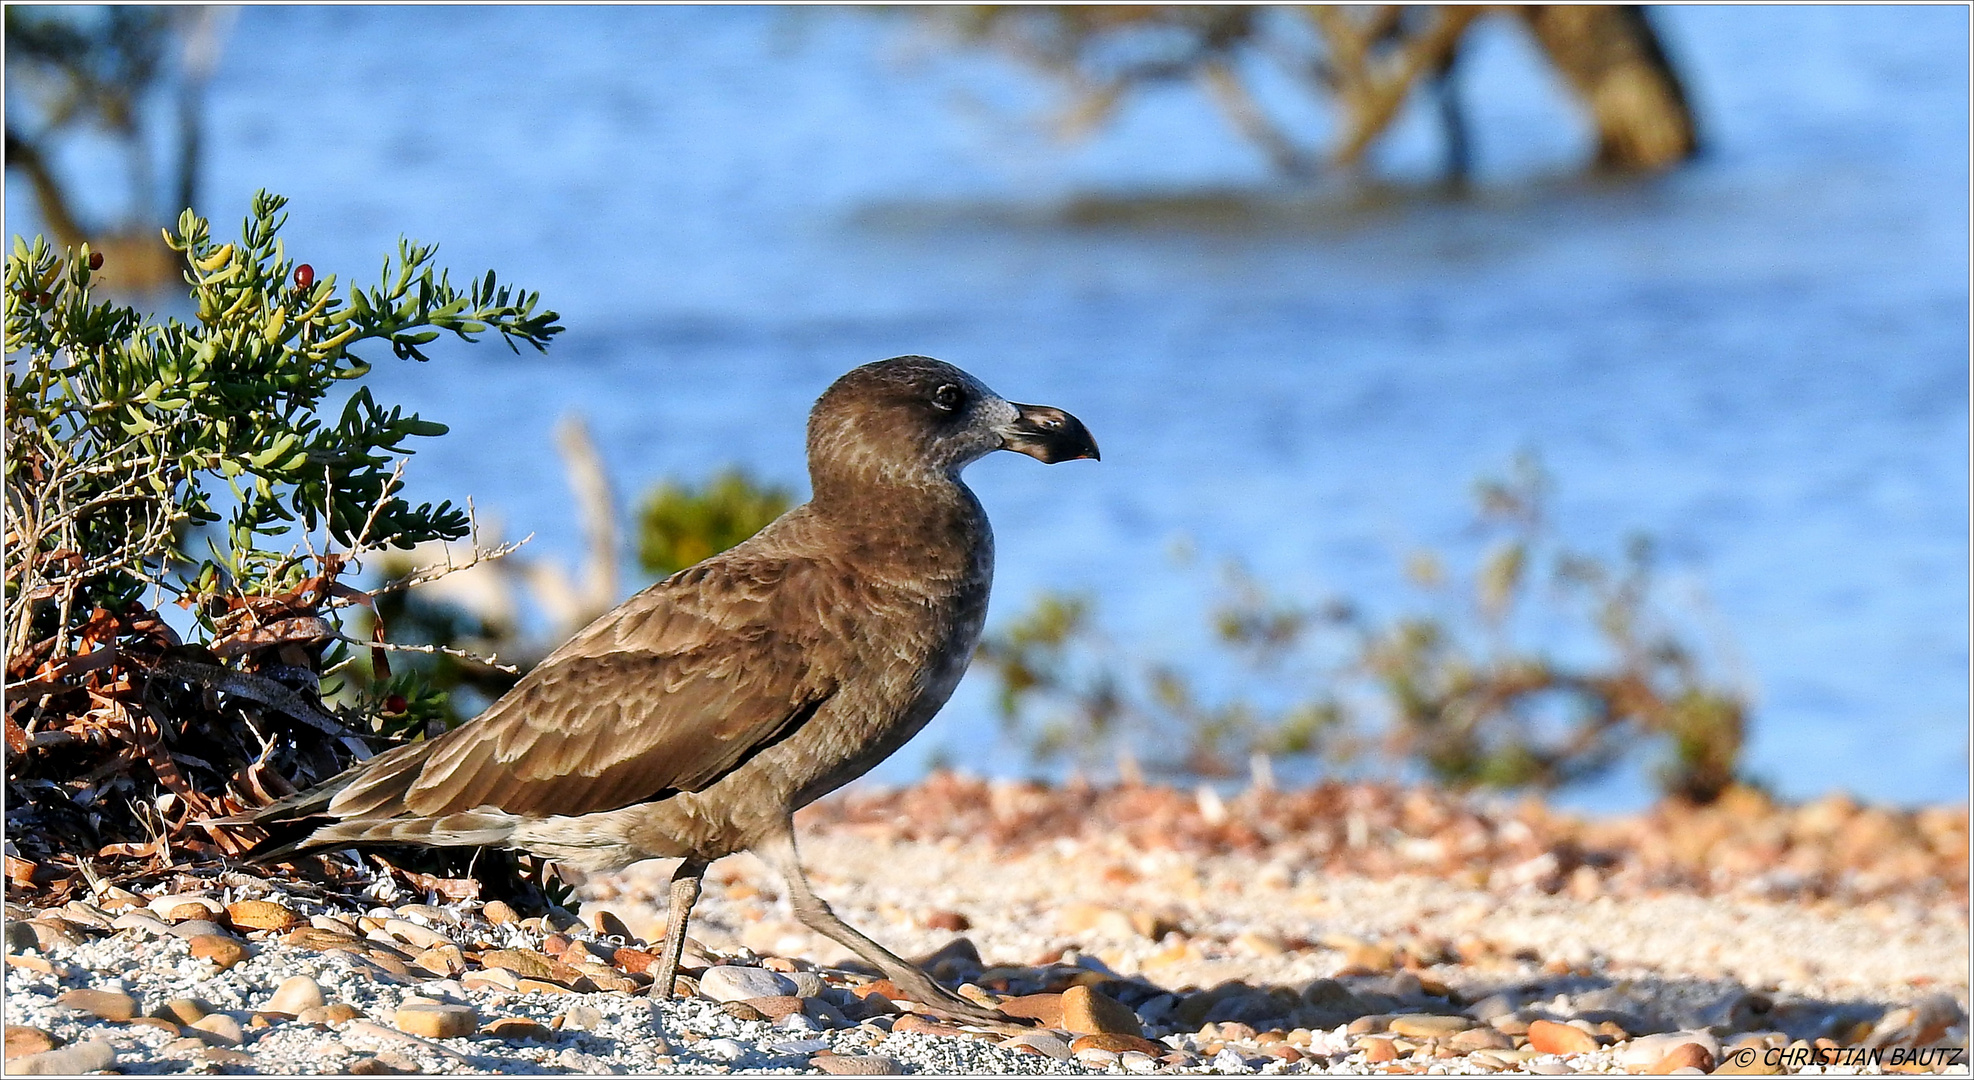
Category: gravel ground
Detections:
[{"x1": 5, "y1": 781, "x2": 1968, "y2": 1075}]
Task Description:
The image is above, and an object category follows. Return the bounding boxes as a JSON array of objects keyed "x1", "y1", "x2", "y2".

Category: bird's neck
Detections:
[{"x1": 807, "y1": 471, "x2": 990, "y2": 572}]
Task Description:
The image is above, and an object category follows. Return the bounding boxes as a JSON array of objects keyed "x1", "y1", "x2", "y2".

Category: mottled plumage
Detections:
[{"x1": 241, "y1": 356, "x2": 1097, "y2": 1023}]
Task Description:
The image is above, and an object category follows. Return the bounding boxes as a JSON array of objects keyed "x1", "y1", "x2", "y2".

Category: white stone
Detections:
[
  {"x1": 786, "y1": 971, "x2": 826, "y2": 998},
  {"x1": 384, "y1": 918, "x2": 450, "y2": 950},
  {"x1": 110, "y1": 912, "x2": 171, "y2": 937},
  {"x1": 11, "y1": 1040, "x2": 116, "y2": 1075},
  {"x1": 267, "y1": 975, "x2": 327, "y2": 1015},
  {"x1": 697, "y1": 965, "x2": 797, "y2": 1002},
  {"x1": 1008, "y1": 1033, "x2": 1071, "y2": 1059},
  {"x1": 190, "y1": 1013, "x2": 245, "y2": 1046}
]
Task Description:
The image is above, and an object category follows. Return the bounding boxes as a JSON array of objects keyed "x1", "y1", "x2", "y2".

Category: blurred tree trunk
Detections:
[
  {"x1": 1516, "y1": 5, "x2": 1698, "y2": 171},
  {"x1": 3, "y1": 130, "x2": 87, "y2": 253}
]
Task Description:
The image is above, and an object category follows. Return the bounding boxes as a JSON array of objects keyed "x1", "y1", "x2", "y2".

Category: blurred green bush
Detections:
[
  {"x1": 635, "y1": 467, "x2": 793, "y2": 578},
  {"x1": 977, "y1": 454, "x2": 1749, "y2": 802}
]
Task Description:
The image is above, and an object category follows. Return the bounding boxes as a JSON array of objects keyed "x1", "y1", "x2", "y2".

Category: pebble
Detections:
[
  {"x1": 609, "y1": 946, "x2": 656, "y2": 974},
  {"x1": 1527, "y1": 1061, "x2": 1576, "y2": 1075},
  {"x1": 8, "y1": 1039, "x2": 116, "y2": 1075},
  {"x1": 1004, "y1": 1032, "x2": 1071, "y2": 1059},
  {"x1": 1061, "y1": 984, "x2": 1141, "y2": 1036},
  {"x1": 573, "y1": 962, "x2": 639, "y2": 992},
  {"x1": 697, "y1": 965, "x2": 797, "y2": 1002},
  {"x1": 556, "y1": 1005, "x2": 604, "y2": 1032},
  {"x1": 482, "y1": 900, "x2": 519, "y2": 925},
  {"x1": 344, "y1": 1019, "x2": 470, "y2": 1063},
  {"x1": 891, "y1": 1014, "x2": 965, "y2": 1038},
  {"x1": 516, "y1": 978, "x2": 574, "y2": 995},
  {"x1": 154, "y1": 998, "x2": 211, "y2": 1024},
  {"x1": 189, "y1": 1013, "x2": 245, "y2": 1047},
  {"x1": 720, "y1": 1000, "x2": 766, "y2": 1022},
  {"x1": 24, "y1": 919, "x2": 79, "y2": 950},
  {"x1": 267, "y1": 976, "x2": 327, "y2": 1015},
  {"x1": 741, "y1": 995, "x2": 807, "y2": 1020},
  {"x1": 411, "y1": 944, "x2": 466, "y2": 978},
  {"x1": 397, "y1": 904, "x2": 463, "y2": 926},
  {"x1": 57, "y1": 988, "x2": 138, "y2": 1021},
  {"x1": 813, "y1": 1052, "x2": 904, "y2": 1074},
  {"x1": 383, "y1": 918, "x2": 450, "y2": 950},
  {"x1": 149, "y1": 895, "x2": 223, "y2": 921},
  {"x1": 1527, "y1": 1018, "x2": 1601, "y2": 1055},
  {"x1": 187, "y1": 934, "x2": 248, "y2": 969},
  {"x1": 786, "y1": 971, "x2": 827, "y2": 998},
  {"x1": 1449, "y1": 1026, "x2": 1515, "y2": 1052},
  {"x1": 589, "y1": 908, "x2": 635, "y2": 940},
  {"x1": 310, "y1": 914, "x2": 361, "y2": 936},
  {"x1": 110, "y1": 911, "x2": 171, "y2": 937},
  {"x1": 295, "y1": 1004, "x2": 362, "y2": 1025},
  {"x1": 1491, "y1": 1012, "x2": 1532, "y2": 1035},
  {"x1": 285, "y1": 927, "x2": 363, "y2": 952},
  {"x1": 1654, "y1": 1042, "x2": 1716, "y2": 1072},
  {"x1": 1618, "y1": 1030, "x2": 1720, "y2": 1068},
  {"x1": 1071, "y1": 1032, "x2": 1167, "y2": 1056},
  {"x1": 169, "y1": 918, "x2": 231, "y2": 940},
  {"x1": 5, "y1": 1026, "x2": 60, "y2": 1059},
  {"x1": 998, "y1": 992, "x2": 1065, "y2": 1027},
  {"x1": 4, "y1": 922, "x2": 37, "y2": 953},
  {"x1": 477, "y1": 948, "x2": 556, "y2": 980},
  {"x1": 225, "y1": 900, "x2": 300, "y2": 932},
  {"x1": 393, "y1": 1003, "x2": 480, "y2": 1040},
  {"x1": 482, "y1": 1017, "x2": 553, "y2": 1041},
  {"x1": 1387, "y1": 1013, "x2": 1472, "y2": 1038},
  {"x1": 1347, "y1": 1014, "x2": 1390, "y2": 1035}
]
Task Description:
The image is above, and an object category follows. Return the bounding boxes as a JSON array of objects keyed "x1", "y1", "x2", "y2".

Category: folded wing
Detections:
[{"x1": 284, "y1": 549, "x2": 837, "y2": 827}]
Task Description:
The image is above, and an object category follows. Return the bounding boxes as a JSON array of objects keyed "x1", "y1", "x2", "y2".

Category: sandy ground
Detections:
[
  {"x1": 593, "y1": 826, "x2": 1970, "y2": 1041},
  {"x1": 5, "y1": 782, "x2": 1967, "y2": 1074}
]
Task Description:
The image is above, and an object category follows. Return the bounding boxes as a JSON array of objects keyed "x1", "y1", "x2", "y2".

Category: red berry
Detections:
[
  {"x1": 384, "y1": 694, "x2": 408, "y2": 714},
  {"x1": 88, "y1": 252, "x2": 104, "y2": 271},
  {"x1": 37, "y1": 292, "x2": 53, "y2": 306},
  {"x1": 293, "y1": 263, "x2": 314, "y2": 291}
]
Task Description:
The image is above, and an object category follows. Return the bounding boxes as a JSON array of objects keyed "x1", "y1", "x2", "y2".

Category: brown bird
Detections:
[{"x1": 241, "y1": 356, "x2": 1098, "y2": 1023}]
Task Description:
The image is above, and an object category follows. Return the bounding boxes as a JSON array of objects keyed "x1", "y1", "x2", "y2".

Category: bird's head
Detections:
[{"x1": 807, "y1": 356, "x2": 1099, "y2": 496}]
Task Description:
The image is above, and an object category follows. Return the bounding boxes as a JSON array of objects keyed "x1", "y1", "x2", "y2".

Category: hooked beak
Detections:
[{"x1": 1001, "y1": 403, "x2": 1100, "y2": 464}]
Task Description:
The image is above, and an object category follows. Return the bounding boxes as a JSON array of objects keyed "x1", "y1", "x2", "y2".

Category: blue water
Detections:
[{"x1": 8, "y1": 6, "x2": 1967, "y2": 809}]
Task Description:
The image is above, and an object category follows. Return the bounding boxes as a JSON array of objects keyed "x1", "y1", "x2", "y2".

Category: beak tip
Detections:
[{"x1": 1004, "y1": 402, "x2": 1099, "y2": 465}]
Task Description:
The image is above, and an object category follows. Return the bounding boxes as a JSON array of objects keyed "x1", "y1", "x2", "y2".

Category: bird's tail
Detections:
[
  {"x1": 243, "y1": 808, "x2": 524, "y2": 863},
  {"x1": 225, "y1": 737, "x2": 521, "y2": 863}
]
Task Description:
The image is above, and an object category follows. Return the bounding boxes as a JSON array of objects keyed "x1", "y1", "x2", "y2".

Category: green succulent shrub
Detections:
[{"x1": 4, "y1": 191, "x2": 560, "y2": 892}]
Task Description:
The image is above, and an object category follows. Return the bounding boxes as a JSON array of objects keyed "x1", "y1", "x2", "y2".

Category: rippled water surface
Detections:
[{"x1": 10, "y1": 6, "x2": 1967, "y2": 808}]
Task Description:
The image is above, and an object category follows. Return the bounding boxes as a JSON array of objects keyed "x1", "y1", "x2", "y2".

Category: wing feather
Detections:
[{"x1": 329, "y1": 546, "x2": 838, "y2": 822}]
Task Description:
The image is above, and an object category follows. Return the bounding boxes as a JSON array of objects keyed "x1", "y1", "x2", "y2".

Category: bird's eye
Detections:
[{"x1": 930, "y1": 383, "x2": 965, "y2": 412}]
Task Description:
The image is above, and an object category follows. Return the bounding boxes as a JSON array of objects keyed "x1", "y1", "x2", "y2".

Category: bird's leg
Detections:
[
  {"x1": 754, "y1": 830, "x2": 1018, "y2": 1027},
  {"x1": 649, "y1": 856, "x2": 708, "y2": 1000}
]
